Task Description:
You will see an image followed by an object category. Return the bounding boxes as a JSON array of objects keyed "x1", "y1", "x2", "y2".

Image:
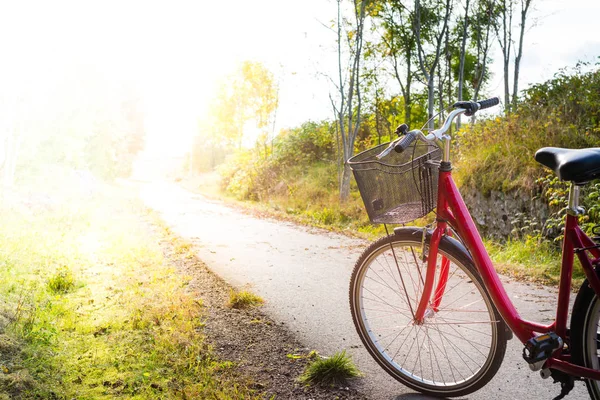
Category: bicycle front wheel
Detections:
[{"x1": 349, "y1": 228, "x2": 507, "y2": 397}]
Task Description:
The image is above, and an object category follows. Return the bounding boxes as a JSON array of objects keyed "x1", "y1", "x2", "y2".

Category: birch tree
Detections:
[
  {"x1": 332, "y1": 0, "x2": 369, "y2": 202},
  {"x1": 376, "y1": 0, "x2": 418, "y2": 127},
  {"x1": 455, "y1": 0, "x2": 471, "y2": 128},
  {"x1": 494, "y1": 0, "x2": 533, "y2": 113},
  {"x1": 471, "y1": 0, "x2": 495, "y2": 102},
  {"x1": 511, "y1": 0, "x2": 533, "y2": 110},
  {"x1": 414, "y1": 0, "x2": 453, "y2": 130}
]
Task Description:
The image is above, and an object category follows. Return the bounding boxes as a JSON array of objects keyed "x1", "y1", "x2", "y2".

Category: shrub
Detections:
[{"x1": 456, "y1": 65, "x2": 600, "y2": 195}]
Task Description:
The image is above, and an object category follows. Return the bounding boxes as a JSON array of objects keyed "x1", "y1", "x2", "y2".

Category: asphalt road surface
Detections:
[{"x1": 139, "y1": 181, "x2": 590, "y2": 400}]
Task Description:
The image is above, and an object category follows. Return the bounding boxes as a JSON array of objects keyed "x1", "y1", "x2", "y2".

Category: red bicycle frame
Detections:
[{"x1": 418, "y1": 168, "x2": 600, "y2": 380}]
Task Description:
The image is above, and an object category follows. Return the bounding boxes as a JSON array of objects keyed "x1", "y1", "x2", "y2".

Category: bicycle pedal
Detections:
[{"x1": 523, "y1": 332, "x2": 563, "y2": 371}]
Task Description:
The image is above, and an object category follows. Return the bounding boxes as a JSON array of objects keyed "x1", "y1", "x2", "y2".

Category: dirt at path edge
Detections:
[{"x1": 159, "y1": 227, "x2": 368, "y2": 399}]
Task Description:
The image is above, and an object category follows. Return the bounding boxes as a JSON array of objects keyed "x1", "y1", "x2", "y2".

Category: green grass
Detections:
[
  {"x1": 484, "y1": 236, "x2": 585, "y2": 287},
  {"x1": 298, "y1": 350, "x2": 361, "y2": 387},
  {"x1": 228, "y1": 290, "x2": 265, "y2": 309},
  {"x1": 0, "y1": 184, "x2": 260, "y2": 399}
]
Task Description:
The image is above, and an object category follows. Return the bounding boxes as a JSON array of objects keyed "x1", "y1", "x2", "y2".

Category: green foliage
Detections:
[
  {"x1": 535, "y1": 175, "x2": 600, "y2": 242},
  {"x1": 524, "y1": 62, "x2": 600, "y2": 132},
  {"x1": 273, "y1": 121, "x2": 336, "y2": 166},
  {"x1": 456, "y1": 65, "x2": 600, "y2": 195},
  {"x1": 219, "y1": 120, "x2": 338, "y2": 202},
  {"x1": 298, "y1": 350, "x2": 361, "y2": 387}
]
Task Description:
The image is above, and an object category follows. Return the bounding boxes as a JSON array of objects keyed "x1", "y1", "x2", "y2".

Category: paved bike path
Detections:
[{"x1": 139, "y1": 181, "x2": 589, "y2": 399}]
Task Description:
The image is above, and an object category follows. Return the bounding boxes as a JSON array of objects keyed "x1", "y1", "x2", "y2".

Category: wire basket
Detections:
[{"x1": 347, "y1": 142, "x2": 441, "y2": 224}]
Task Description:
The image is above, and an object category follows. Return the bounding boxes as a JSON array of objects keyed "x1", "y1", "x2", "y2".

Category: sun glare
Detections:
[{"x1": 0, "y1": 0, "x2": 334, "y2": 182}]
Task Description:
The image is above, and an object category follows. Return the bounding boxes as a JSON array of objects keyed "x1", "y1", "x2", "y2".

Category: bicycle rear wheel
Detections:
[
  {"x1": 349, "y1": 227, "x2": 507, "y2": 397},
  {"x1": 571, "y1": 274, "x2": 600, "y2": 399}
]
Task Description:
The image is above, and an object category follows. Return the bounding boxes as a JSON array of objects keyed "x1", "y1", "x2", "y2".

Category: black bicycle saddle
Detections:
[{"x1": 535, "y1": 147, "x2": 600, "y2": 184}]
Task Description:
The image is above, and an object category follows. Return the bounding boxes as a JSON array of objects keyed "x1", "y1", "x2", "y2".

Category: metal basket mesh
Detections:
[{"x1": 348, "y1": 142, "x2": 441, "y2": 224}]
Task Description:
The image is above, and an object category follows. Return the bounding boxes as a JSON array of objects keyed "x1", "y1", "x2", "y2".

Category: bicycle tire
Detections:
[
  {"x1": 349, "y1": 227, "x2": 508, "y2": 397},
  {"x1": 570, "y1": 271, "x2": 600, "y2": 399}
]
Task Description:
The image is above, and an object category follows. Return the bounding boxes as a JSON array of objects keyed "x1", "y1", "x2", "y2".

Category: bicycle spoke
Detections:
[
  {"x1": 438, "y1": 285, "x2": 484, "y2": 311},
  {"x1": 378, "y1": 248, "x2": 417, "y2": 318},
  {"x1": 390, "y1": 324, "x2": 418, "y2": 362},
  {"x1": 366, "y1": 269, "x2": 417, "y2": 306},
  {"x1": 426, "y1": 329, "x2": 436, "y2": 384},
  {"x1": 402, "y1": 248, "x2": 425, "y2": 303},
  {"x1": 434, "y1": 315, "x2": 492, "y2": 356},
  {"x1": 363, "y1": 286, "x2": 408, "y2": 315},
  {"x1": 362, "y1": 311, "x2": 410, "y2": 320},
  {"x1": 429, "y1": 326, "x2": 446, "y2": 384},
  {"x1": 376, "y1": 255, "x2": 412, "y2": 302},
  {"x1": 373, "y1": 322, "x2": 413, "y2": 346},
  {"x1": 427, "y1": 323, "x2": 467, "y2": 382},
  {"x1": 361, "y1": 304, "x2": 413, "y2": 314}
]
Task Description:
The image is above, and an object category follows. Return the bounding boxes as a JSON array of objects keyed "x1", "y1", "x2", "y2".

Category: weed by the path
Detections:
[
  {"x1": 46, "y1": 266, "x2": 75, "y2": 294},
  {"x1": 228, "y1": 289, "x2": 264, "y2": 309},
  {"x1": 299, "y1": 350, "x2": 361, "y2": 387}
]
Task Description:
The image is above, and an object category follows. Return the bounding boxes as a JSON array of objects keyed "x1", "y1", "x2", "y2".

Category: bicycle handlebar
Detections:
[{"x1": 376, "y1": 97, "x2": 500, "y2": 157}]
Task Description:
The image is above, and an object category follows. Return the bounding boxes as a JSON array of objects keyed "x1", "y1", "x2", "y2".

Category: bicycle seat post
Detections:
[{"x1": 567, "y1": 183, "x2": 584, "y2": 216}]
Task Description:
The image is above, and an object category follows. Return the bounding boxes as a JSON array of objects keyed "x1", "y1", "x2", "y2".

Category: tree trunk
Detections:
[
  {"x1": 339, "y1": 163, "x2": 352, "y2": 202},
  {"x1": 512, "y1": 0, "x2": 532, "y2": 111},
  {"x1": 495, "y1": 0, "x2": 513, "y2": 113},
  {"x1": 437, "y1": 62, "x2": 444, "y2": 125},
  {"x1": 473, "y1": 11, "x2": 492, "y2": 102},
  {"x1": 428, "y1": 78, "x2": 435, "y2": 130},
  {"x1": 457, "y1": 0, "x2": 470, "y2": 129},
  {"x1": 503, "y1": 58, "x2": 510, "y2": 112},
  {"x1": 338, "y1": 0, "x2": 366, "y2": 202},
  {"x1": 415, "y1": 0, "x2": 452, "y2": 131},
  {"x1": 405, "y1": 56, "x2": 412, "y2": 127}
]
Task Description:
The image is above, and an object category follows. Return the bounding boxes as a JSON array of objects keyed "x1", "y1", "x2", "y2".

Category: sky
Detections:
[{"x1": 0, "y1": 0, "x2": 598, "y2": 158}]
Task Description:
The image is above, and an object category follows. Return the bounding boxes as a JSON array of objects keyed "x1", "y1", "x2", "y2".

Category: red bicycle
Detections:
[{"x1": 348, "y1": 98, "x2": 600, "y2": 398}]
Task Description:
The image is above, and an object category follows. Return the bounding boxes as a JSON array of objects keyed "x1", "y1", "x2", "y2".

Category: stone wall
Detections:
[{"x1": 460, "y1": 187, "x2": 549, "y2": 240}]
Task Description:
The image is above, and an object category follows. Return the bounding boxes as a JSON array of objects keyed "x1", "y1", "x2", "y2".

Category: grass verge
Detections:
[
  {"x1": 485, "y1": 236, "x2": 582, "y2": 287},
  {"x1": 0, "y1": 184, "x2": 260, "y2": 399}
]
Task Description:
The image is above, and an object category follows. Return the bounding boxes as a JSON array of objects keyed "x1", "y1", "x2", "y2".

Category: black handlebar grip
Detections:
[
  {"x1": 394, "y1": 131, "x2": 418, "y2": 153},
  {"x1": 477, "y1": 97, "x2": 500, "y2": 110}
]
